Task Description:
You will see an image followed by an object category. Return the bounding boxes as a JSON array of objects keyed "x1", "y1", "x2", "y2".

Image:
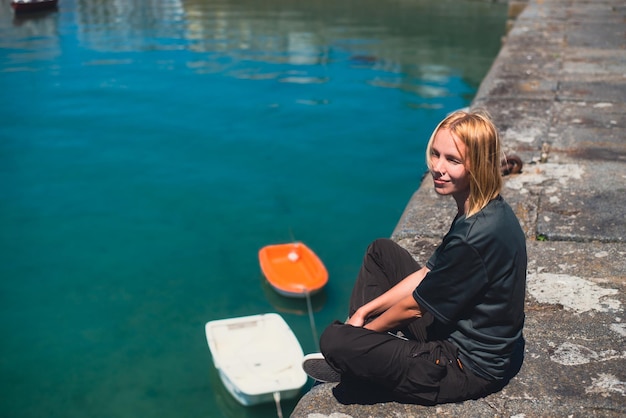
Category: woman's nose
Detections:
[{"x1": 432, "y1": 158, "x2": 444, "y2": 174}]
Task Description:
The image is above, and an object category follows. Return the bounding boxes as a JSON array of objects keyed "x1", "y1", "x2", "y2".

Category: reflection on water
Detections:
[
  {"x1": 261, "y1": 279, "x2": 327, "y2": 316},
  {"x1": 0, "y1": 1, "x2": 506, "y2": 418},
  {"x1": 2, "y1": 0, "x2": 504, "y2": 104},
  {"x1": 60, "y1": 0, "x2": 504, "y2": 94}
]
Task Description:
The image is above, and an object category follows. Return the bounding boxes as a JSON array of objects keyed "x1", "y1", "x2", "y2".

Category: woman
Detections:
[{"x1": 303, "y1": 110, "x2": 526, "y2": 405}]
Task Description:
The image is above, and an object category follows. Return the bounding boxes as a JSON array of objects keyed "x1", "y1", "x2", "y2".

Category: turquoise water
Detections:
[{"x1": 0, "y1": 0, "x2": 506, "y2": 417}]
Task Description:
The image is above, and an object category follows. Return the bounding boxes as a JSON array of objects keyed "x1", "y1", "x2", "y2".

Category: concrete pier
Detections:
[{"x1": 291, "y1": 0, "x2": 625, "y2": 416}]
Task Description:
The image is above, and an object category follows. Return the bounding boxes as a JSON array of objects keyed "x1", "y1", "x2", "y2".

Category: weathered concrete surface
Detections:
[{"x1": 292, "y1": 0, "x2": 626, "y2": 416}]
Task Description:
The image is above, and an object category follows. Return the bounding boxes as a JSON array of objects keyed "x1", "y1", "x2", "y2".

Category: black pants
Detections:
[{"x1": 320, "y1": 238, "x2": 498, "y2": 405}]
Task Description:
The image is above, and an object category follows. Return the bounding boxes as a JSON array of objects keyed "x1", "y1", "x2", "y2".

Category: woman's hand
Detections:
[
  {"x1": 346, "y1": 308, "x2": 368, "y2": 327},
  {"x1": 346, "y1": 266, "x2": 430, "y2": 329},
  {"x1": 363, "y1": 294, "x2": 422, "y2": 332}
]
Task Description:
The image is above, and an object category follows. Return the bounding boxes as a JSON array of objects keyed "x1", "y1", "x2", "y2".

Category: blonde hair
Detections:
[{"x1": 426, "y1": 109, "x2": 502, "y2": 217}]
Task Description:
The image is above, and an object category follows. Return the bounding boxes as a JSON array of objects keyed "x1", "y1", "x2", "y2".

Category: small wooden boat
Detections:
[
  {"x1": 205, "y1": 313, "x2": 307, "y2": 406},
  {"x1": 11, "y1": 0, "x2": 58, "y2": 14},
  {"x1": 259, "y1": 242, "x2": 328, "y2": 298}
]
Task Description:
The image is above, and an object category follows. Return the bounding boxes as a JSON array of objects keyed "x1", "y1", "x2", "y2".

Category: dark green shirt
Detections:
[{"x1": 413, "y1": 195, "x2": 527, "y2": 380}]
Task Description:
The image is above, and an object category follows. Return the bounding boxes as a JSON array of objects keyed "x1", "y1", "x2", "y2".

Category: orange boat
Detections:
[{"x1": 259, "y1": 242, "x2": 328, "y2": 298}]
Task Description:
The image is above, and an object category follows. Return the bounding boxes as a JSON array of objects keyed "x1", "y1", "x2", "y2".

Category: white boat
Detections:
[{"x1": 205, "y1": 313, "x2": 307, "y2": 406}]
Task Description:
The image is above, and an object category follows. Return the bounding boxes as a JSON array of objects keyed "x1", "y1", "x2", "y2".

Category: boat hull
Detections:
[
  {"x1": 205, "y1": 313, "x2": 307, "y2": 406},
  {"x1": 259, "y1": 242, "x2": 328, "y2": 298},
  {"x1": 11, "y1": 0, "x2": 58, "y2": 14},
  {"x1": 215, "y1": 367, "x2": 302, "y2": 406}
]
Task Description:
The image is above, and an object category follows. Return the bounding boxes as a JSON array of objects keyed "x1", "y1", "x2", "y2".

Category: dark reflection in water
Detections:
[
  {"x1": 2, "y1": 0, "x2": 505, "y2": 104},
  {"x1": 0, "y1": 1, "x2": 506, "y2": 418},
  {"x1": 64, "y1": 0, "x2": 505, "y2": 92}
]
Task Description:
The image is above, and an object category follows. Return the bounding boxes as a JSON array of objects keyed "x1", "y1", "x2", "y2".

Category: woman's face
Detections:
[{"x1": 429, "y1": 128, "x2": 471, "y2": 201}]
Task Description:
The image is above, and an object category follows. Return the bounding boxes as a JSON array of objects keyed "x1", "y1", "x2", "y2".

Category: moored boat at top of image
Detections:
[{"x1": 11, "y1": 0, "x2": 58, "y2": 14}]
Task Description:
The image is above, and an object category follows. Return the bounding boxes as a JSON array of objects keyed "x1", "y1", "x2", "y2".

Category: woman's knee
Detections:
[
  {"x1": 368, "y1": 238, "x2": 397, "y2": 255},
  {"x1": 320, "y1": 321, "x2": 346, "y2": 356},
  {"x1": 319, "y1": 322, "x2": 365, "y2": 371}
]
